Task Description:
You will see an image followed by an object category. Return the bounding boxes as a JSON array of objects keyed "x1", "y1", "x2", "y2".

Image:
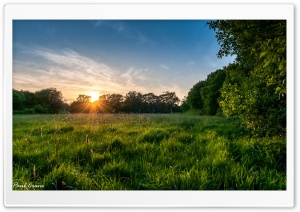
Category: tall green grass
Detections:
[{"x1": 13, "y1": 114, "x2": 286, "y2": 190}]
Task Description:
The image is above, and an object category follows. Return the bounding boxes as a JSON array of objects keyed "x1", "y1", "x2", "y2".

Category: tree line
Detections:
[
  {"x1": 13, "y1": 88, "x2": 69, "y2": 114},
  {"x1": 13, "y1": 89, "x2": 181, "y2": 114},
  {"x1": 183, "y1": 20, "x2": 286, "y2": 137},
  {"x1": 181, "y1": 68, "x2": 226, "y2": 116},
  {"x1": 69, "y1": 91, "x2": 181, "y2": 113}
]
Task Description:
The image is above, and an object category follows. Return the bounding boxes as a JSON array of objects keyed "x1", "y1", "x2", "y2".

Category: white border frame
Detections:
[{"x1": 3, "y1": 4, "x2": 294, "y2": 207}]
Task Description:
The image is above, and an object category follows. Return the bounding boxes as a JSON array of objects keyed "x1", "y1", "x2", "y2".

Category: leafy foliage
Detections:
[
  {"x1": 13, "y1": 88, "x2": 67, "y2": 114},
  {"x1": 123, "y1": 91, "x2": 143, "y2": 113},
  {"x1": 35, "y1": 88, "x2": 65, "y2": 113},
  {"x1": 183, "y1": 68, "x2": 226, "y2": 115},
  {"x1": 208, "y1": 20, "x2": 286, "y2": 136},
  {"x1": 13, "y1": 89, "x2": 26, "y2": 110},
  {"x1": 68, "y1": 91, "x2": 181, "y2": 114},
  {"x1": 13, "y1": 88, "x2": 181, "y2": 114},
  {"x1": 186, "y1": 80, "x2": 206, "y2": 111},
  {"x1": 201, "y1": 69, "x2": 226, "y2": 115}
]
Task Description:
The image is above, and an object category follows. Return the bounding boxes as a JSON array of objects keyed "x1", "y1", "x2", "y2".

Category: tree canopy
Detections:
[
  {"x1": 201, "y1": 69, "x2": 226, "y2": 115},
  {"x1": 182, "y1": 68, "x2": 226, "y2": 115},
  {"x1": 181, "y1": 20, "x2": 286, "y2": 136},
  {"x1": 68, "y1": 91, "x2": 180, "y2": 114},
  {"x1": 208, "y1": 20, "x2": 286, "y2": 136},
  {"x1": 13, "y1": 88, "x2": 68, "y2": 114},
  {"x1": 13, "y1": 88, "x2": 181, "y2": 115},
  {"x1": 185, "y1": 80, "x2": 206, "y2": 111}
]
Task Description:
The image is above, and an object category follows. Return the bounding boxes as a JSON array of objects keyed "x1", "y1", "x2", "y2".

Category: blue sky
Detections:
[{"x1": 13, "y1": 20, "x2": 234, "y2": 102}]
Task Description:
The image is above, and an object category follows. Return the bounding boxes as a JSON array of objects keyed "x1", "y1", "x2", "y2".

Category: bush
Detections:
[
  {"x1": 24, "y1": 108, "x2": 35, "y2": 114},
  {"x1": 13, "y1": 110, "x2": 25, "y2": 115},
  {"x1": 34, "y1": 104, "x2": 48, "y2": 114}
]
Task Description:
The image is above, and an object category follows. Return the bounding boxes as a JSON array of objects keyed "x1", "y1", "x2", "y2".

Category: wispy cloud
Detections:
[
  {"x1": 195, "y1": 42, "x2": 203, "y2": 52},
  {"x1": 160, "y1": 64, "x2": 169, "y2": 70},
  {"x1": 14, "y1": 48, "x2": 126, "y2": 101},
  {"x1": 13, "y1": 47, "x2": 189, "y2": 102},
  {"x1": 135, "y1": 31, "x2": 154, "y2": 44},
  {"x1": 93, "y1": 20, "x2": 125, "y2": 32},
  {"x1": 93, "y1": 20, "x2": 104, "y2": 27},
  {"x1": 156, "y1": 83, "x2": 186, "y2": 101},
  {"x1": 186, "y1": 61, "x2": 195, "y2": 66},
  {"x1": 33, "y1": 48, "x2": 115, "y2": 82},
  {"x1": 120, "y1": 67, "x2": 147, "y2": 90},
  {"x1": 93, "y1": 21, "x2": 154, "y2": 45}
]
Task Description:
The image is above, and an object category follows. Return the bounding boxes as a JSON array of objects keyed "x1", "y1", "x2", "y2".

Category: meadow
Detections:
[{"x1": 13, "y1": 113, "x2": 286, "y2": 190}]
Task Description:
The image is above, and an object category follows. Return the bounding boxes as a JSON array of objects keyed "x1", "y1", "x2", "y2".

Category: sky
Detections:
[{"x1": 13, "y1": 20, "x2": 234, "y2": 102}]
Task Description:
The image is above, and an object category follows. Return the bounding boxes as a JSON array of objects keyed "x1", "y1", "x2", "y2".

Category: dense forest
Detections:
[{"x1": 13, "y1": 20, "x2": 286, "y2": 137}]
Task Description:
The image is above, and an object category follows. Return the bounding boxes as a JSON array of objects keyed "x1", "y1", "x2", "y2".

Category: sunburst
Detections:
[{"x1": 88, "y1": 92, "x2": 99, "y2": 103}]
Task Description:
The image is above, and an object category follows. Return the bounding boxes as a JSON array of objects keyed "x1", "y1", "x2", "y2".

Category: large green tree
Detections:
[
  {"x1": 13, "y1": 89, "x2": 26, "y2": 110},
  {"x1": 158, "y1": 91, "x2": 180, "y2": 113},
  {"x1": 35, "y1": 88, "x2": 65, "y2": 113},
  {"x1": 183, "y1": 68, "x2": 225, "y2": 115},
  {"x1": 208, "y1": 20, "x2": 286, "y2": 136},
  {"x1": 142, "y1": 93, "x2": 159, "y2": 113},
  {"x1": 124, "y1": 91, "x2": 143, "y2": 113},
  {"x1": 69, "y1": 95, "x2": 92, "y2": 113},
  {"x1": 105, "y1": 94, "x2": 124, "y2": 113},
  {"x1": 13, "y1": 88, "x2": 67, "y2": 114},
  {"x1": 201, "y1": 69, "x2": 226, "y2": 115},
  {"x1": 186, "y1": 80, "x2": 206, "y2": 111}
]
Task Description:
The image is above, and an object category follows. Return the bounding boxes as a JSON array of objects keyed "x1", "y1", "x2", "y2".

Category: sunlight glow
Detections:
[{"x1": 88, "y1": 92, "x2": 100, "y2": 103}]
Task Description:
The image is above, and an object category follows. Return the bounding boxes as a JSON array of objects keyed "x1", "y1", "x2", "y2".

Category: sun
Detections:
[{"x1": 88, "y1": 92, "x2": 99, "y2": 103}]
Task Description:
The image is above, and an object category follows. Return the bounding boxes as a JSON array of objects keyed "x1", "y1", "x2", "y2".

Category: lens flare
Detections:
[{"x1": 88, "y1": 92, "x2": 99, "y2": 103}]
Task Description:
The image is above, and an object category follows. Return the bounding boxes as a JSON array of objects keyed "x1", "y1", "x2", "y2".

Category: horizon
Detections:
[{"x1": 13, "y1": 20, "x2": 234, "y2": 102}]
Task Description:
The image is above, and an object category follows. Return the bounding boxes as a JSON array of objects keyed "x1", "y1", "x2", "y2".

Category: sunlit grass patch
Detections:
[{"x1": 13, "y1": 114, "x2": 286, "y2": 190}]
